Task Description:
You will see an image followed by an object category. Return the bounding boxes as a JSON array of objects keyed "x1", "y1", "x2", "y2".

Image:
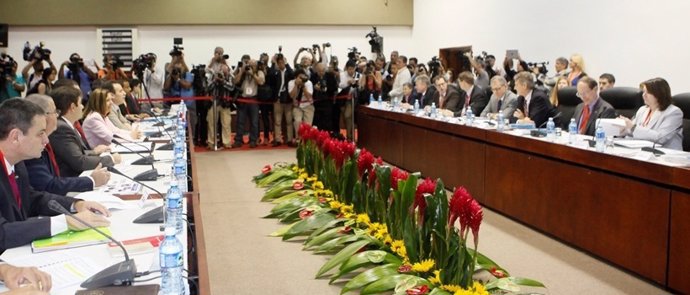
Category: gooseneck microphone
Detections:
[
  {"x1": 640, "y1": 124, "x2": 683, "y2": 156},
  {"x1": 108, "y1": 141, "x2": 159, "y2": 181},
  {"x1": 107, "y1": 166, "x2": 166, "y2": 224},
  {"x1": 47, "y1": 200, "x2": 137, "y2": 289},
  {"x1": 111, "y1": 138, "x2": 154, "y2": 165}
]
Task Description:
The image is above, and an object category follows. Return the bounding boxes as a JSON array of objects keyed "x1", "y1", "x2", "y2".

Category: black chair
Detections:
[
  {"x1": 600, "y1": 87, "x2": 644, "y2": 119},
  {"x1": 672, "y1": 93, "x2": 690, "y2": 151},
  {"x1": 556, "y1": 87, "x2": 579, "y2": 129}
]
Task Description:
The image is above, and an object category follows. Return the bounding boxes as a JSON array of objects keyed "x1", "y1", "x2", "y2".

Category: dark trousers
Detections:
[
  {"x1": 259, "y1": 103, "x2": 273, "y2": 140},
  {"x1": 235, "y1": 103, "x2": 259, "y2": 144},
  {"x1": 313, "y1": 100, "x2": 333, "y2": 133},
  {"x1": 196, "y1": 100, "x2": 210, "y2": 145}
]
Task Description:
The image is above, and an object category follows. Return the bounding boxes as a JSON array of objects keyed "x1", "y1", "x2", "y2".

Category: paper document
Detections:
[
  {"x1": 2, "y1": 253, "x2": 101, "y2": 291},
  {"x1": 596, "y1": 118, "x2": 625, "y2": 137},
  {"x1": 613, "y1": 139, "x2": 655, "y2": 149}
]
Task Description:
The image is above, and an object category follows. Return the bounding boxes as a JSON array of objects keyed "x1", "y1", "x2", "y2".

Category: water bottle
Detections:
[
  {"x1": 165, "y1": 180, "x2": 183, "y2": 233},
  {"x1": 466, "y1": 108, "x2": 474, "y2": 125},
  {"x1": 369, "y1": 93, "x2": 374, "y2": 107},
  {"x1": 595, "y1": 125, "x2": 606, "y2": 152},
  {"x1": 173, "y1": 153, "x2": 188, "y2": 193},
  {"x1": 568, "y1": 118, "x2": 577, "y2": 144},
  {"x1": 413, "y1": 99, "x2": 420, "y2": 114},
  {"x1": 430, "y1": 102, "x2": 437, "y2": 118},
  {"x1": 178, "y1": 103, "x2": 187, "y2": 127},
  {"x1": 496, "y1": 111, "x2": 505, "y2": 132},
  {"x1": 378, "y1": 94, "x2": 383, "y2": 108},
  {"x1": 546, "y1": 117, "x2": 556, "y2": 141},
  {"x1": 173, "y1": 136, "x2": 185, "y2": 157},
  {"x1": 160, "y1": 226, "x2": 185, "y2": 295}
]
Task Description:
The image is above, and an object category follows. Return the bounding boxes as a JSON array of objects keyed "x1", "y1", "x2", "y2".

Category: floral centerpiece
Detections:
[{"x1": 253, "y1": 124, "x2": 545, "y2": 295}]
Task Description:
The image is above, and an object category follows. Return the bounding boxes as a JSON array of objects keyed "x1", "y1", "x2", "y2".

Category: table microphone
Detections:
[
  {"x1": 640, "y1": 125, "x2": 683, "y2": 156},
  {"x1": 107, "y1": 166, "x2": 166, "y2": 224},
  {"x1": 47, "y1": 200, "x2": 137, "y2": 289},
  {"x1": 107, "y1": 146, "x2": 159, "y2": 182},
  {"x1": 111, "y1": 138, "x2": 154, "y2": 166}
]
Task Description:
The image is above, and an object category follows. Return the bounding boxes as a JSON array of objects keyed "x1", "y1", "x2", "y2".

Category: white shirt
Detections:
[
  {"x1": 524, "y1": 90, "x2": 533, "y2": 116},
  {"x1": 142, "y1": 67, "x2": 164, "y2": 99},
  {"x1": 388, "y1": 67, "x2": 411, "y2": 99},
  {"x1": 3, "y1": 158, "x2": 68, "y2": 235},
  {"x1": 288, "y1": 80, "x2": 314, "y2": 108}
]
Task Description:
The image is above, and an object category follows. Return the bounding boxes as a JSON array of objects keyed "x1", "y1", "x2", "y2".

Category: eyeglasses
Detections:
[
  {"x1": 45, "y1": 110, "x2": 60, "y2": 116},
  {"x1": 491, "y1": 86, "x2": 504, "y2": 91}
]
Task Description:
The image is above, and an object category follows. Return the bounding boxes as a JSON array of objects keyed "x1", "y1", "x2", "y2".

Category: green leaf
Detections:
[
  {"x1": 306, "y1": 218, "x2": 345, "y2": 243},
  {"x1": 329, "y1": 250, "x2": 402, "y2": 283},
  {"x1": 261, "y1": 181, "x2": 295, "y2": 201},
  {"x1": 314, "y1": 234, "x2": 361, "y2": 253},
  {"x1": 428, "y1": 288, "x2": 452, "y2": 295},
  {"x1": 271, "y1": 190, "x2": 313, "y2": 204},
  {"x1": 282, "y1": 211, "x2": 335, "y2": 241},
  {"x1": 315, "y1": 239, "x2": 370, "y2": 278},
  {"x1": 304, "y1": 226, "x2": 347, "y2": 249},
  {"x1": 508, "y1": 277, "x2": 546, "y2": 288},
  {"x1": 255, "y1": 168, "x2": 294, "y2": 187},
  {"x1": 468, "y1": 249, "x2": 510, "y2": 277},
  {"x1": 360, "y1": 274, "x2": 429, "y2": 295},
  {"x1": 340, "y1": 263, "x2": 400, "y2": 294},
  {"x1": 269, "y1": 221, "x2": 298, "y2": 237}
]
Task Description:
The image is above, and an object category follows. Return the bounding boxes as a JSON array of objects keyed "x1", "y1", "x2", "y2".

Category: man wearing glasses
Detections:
[
  {"x1": 573, "y1": 76, "x2": 616, "y2": 136},
  {"x1": 481, "y1": 76, "x2": 518, "y2": 120}
]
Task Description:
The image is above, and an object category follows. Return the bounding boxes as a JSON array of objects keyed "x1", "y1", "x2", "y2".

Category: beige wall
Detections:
[{"x1": 0, "y1": 0, "x2": 413, "y2": 26}]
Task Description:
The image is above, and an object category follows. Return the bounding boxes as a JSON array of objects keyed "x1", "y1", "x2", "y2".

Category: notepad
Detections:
[{"x1": 31, "y1": 227, "x2": 112, "y2": 253}]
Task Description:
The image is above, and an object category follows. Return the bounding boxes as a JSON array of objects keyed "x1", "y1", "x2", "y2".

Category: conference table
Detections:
[
  {"x1": 356, "y1": 105, "x2": 690, "y2": 294},
  {"x1": 0, "y1": 113, "x2": 210, "y2": 294}
]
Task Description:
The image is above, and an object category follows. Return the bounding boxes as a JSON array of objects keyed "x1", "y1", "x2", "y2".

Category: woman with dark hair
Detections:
[
  {"x1": 620, "y1": 77, "x2": 683, "y2": 150},
  {"x1": 82, "y1": 88, "x2": 140, "y2": 147},
  {"x1": 26, "y1": 67, "x2": 56, "y2": 95}
]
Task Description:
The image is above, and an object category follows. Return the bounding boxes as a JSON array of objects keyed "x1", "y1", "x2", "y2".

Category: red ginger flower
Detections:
[
  {"x1": 299, "y1": 209, "x2": 313, "y2": 219},
  {"x1": 398, "y1": 264, "x2": 412, "y2": 273},
  {"x1": 413, "y1": 178, "x2": 436, "y2": 222},
  {"x1": 261, "y1": 164, "x2": 271, "y2": 174},
  {"x1": 449, "y1": 187, "x2": 483, "y2": 245},
  {"x1": 297, "y1": 123, "x2": 313, "y2": 140},
  {"x1": 358, "y1": 148, "x2": 375, "y2": 177},
  {"x1": 406, "y1": 285, "x2": 430, "y2": 295},
  {"x1": 316, "y1": 130, "x2": 330, "y2": 150},
  {"x1": 390, "y1": 167, "x2": 409, "y2": 190}
]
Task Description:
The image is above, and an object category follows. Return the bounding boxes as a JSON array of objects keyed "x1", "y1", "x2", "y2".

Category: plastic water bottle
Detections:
[
  {"x1": 546, "y1": 117, "x2": 556, "y2": 141},
  {"x1": 369, "y1": 93, "x2": 374, "y2": 107},
  {"x1": 160, "y1": 226, "x2": 185, "y2": 295},
  {"x1": 496, "y1": 111, "x2": 505, "y2": 132},
  {"x1": 413, "y1": 99, "x2": 420, "y2": 114},
  {"x1": 466, "y1": 108, "x2": 474, "y2": 125},
  {"x1": 173, "y1": 136, "x2": 185, "y2": 157},
  {"x1": 165, "y1": 180, "x2": 183, "y2": 234},
  {"x1": 173, "y1": 153, "x2": 188, "y2": 193},
  {"x1": 178, "y1": 103, "x2": 187, "y2": 127},
  {"x1": 595, "y1": 125, "x2": 606, "y2": 152},
  {"x1": 430, "y1": 102, "x2": 437, "y2": 118},
  {"x1": 568, "y1": 118, "x2": 577, "y2": 144},
  {"x1": 378, "y1": 94, "x2": 383, "y2": 108}
]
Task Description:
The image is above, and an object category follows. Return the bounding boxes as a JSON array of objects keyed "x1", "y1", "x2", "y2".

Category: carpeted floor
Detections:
[{"x1": 195, "y1": 149, "x2": 670, "y2": 295}]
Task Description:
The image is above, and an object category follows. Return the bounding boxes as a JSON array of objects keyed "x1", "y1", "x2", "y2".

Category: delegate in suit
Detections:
[
  {"x1": 47, "y1": 87, "x2": 120, "y2": 178},
  {"x1": 513, "y1": 72, "x2": 556, "y2": 127},
  {"x1": 480, "y1": 76, "x2": 518, "y2": 120},
  {"x1": 23, "y1": 93, "x2": 111, "y2": 195},
  {"x1": 0, "y1": 98, "x2": 111, "y2": 252},
  {"x1": 572, "y1": 76, "x2": 617, "y2": 136}
]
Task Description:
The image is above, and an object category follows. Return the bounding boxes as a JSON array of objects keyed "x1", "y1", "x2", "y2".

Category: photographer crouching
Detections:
[{"x1": 232, "y1": 59, "x2": 265, "y2": 148}]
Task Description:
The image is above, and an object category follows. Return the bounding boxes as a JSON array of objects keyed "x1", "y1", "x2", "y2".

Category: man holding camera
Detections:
[
  {"x1": 98, "y1": 54, "x2": 127, "y2": 81},
  {"x1": 1, "y1": 60, "x2": 25, "y2": 102},
  {"x1": 269, "y1": 54, "x2": 295, "y2": 146},
  {"x1": 58, "y1": 53, "x2": 97, "y2": 96},
  {"x1": 164, "y1": 53, "x2": 193, "y2": 107},
  {"x1": 290, "y1": 69, "x2": 314, "y2": 140},
  {"x1": 206, "y1": 47, "x2": 234, "y2": 149},
  {"x1": 21, "y1": 51, "x2": 55, "y2": 90},
  {"x1": 232, "y1": 59, "x2": 265, "y2": 148},
  {"x1": 337, "y1": 60, "x2": 362, "y2": 141},
  {"x1": 310, "y1": 63, "x2": 338, "y2": 135},
  {"x1": 137, "y1": 53, "x2": 166, "y2": 112}
]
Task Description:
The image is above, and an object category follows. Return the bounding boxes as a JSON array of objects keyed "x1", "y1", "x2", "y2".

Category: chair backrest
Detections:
[
  {"x1": 557, "y1": 87, "x2": 579, "y2": 129},
  {"x1": 600, "y1": 87, "x2": 644, "y2": 118},
  {"x1": 672, "y1": 92, "x2": 690, "y2": 151}
]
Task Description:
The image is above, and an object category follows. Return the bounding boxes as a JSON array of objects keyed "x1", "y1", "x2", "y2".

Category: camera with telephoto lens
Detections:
[
  {"x1": 106, "y1": 55, "x2": 124, "y2": 70},
  {"x1": 428, "y1": 56, "x2": 441, "y2": 77},
  {"x1": 347, "y1": 47, "x2": 360, "y2": 62},
  {"x1": 528, "y1": 61, "x2": 549, "y2": 75},
  {"x1": 169, "y1": 37, "x2": 184, "y2": 57},
  {"x1": 171, "y1": 67, "x2": 181, "y2": 77},
  {"x1": 22, "y1": 41, "x2": 51, "y2": 62},
  {"x1": 132, "y1": 53, "x2": 156, "y2": 78},
  {"x1": 0, "y1": 53, "x2": 17, "y2": 80},
  {"x1": 67, "y1": 55, "x2": 84, "y2": 72}
]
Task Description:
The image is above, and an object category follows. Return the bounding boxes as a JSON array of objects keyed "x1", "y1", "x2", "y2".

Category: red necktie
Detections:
[
  {"x1": 73, "y1": 121, "x2": 89, "y2": 145},
  {"x1": 579, "y1": 105, "x2": 590, "y2": 134},
  {"x1": 8, "y1": 171, "x2": 21, "y2": 209},
  {"x1": 465, "y1": 94, "x2": 470, "y2": 108},
  {"x1": 44, "y1": 143, "x2": 61, "y2": 177}
]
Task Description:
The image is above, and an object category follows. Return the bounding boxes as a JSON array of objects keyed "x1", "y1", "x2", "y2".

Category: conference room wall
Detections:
[
  {"x1": 4, "y1": 25, "x2": 413, "y2": 74},
  {"x1": 412, "y1": 0, "x2": 690, "y2": 93}
]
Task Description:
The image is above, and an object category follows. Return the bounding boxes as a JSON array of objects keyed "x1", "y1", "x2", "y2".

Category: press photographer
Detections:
[
  {"x1": 336, "y1": 60, "x2": 362, "y2": 141},
  {"x1": 205, "y1": 47, "x2": 234, "y2": 149},
  {"x1": 163, "y1": 48, "x2": 193, "y2": 107},
  {"x1": 310, "y1": 62, "x2": 338, "y2": 135},
  {"x1": 268, "y1": 52, "x2": 295, "y2": 147},
  {"x1": 21, "y1": 41, "x2": 55, "y2": 89},
  {"x1": 232, "y1": 59, "x2": 265, "y2": 148},
  {"x1": 58, "y1": 53, "x2": 97, "y2": 95},
  {"x1": 290, "y1": 69, "x2": 314, "y2": 140},
  {"x1": 98, "y1": 54, "x2": 127, "y2": 81},
  {"x1": 0, "y1": 54, "x2": 25, "y2": 102}
]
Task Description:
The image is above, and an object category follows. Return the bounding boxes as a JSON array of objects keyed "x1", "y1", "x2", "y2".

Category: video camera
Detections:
[
  {"x1": 105, "y1": 55, "x2": 124, "y2": 70},
  {"x1": 365, "y1": 26, "x2": 384, "y2": 55},
  {"x1": 347, "y1": 47, "x2": 360, "y2": 62},
  {"x1": 0, "y1": 53, "x2": 17, "y2": 79},
  {"x1": 22, "y1": 41, "x2": 51, "y2": 62},
  {"x1": 68, "y1": 54, "x2": 84, "y2": 71},
  {"x1": 132, "y1": 53, "x2": 157, "y2": 78},
  {"x1": 528, "y1": 61, "x2": 549, "y2": 75},
  {"x1": 428, "y1": 56, "x2": 442, "y2": 77},
  {"x1": 170, "y1": 37, "x2": 184, "y2": 57}
]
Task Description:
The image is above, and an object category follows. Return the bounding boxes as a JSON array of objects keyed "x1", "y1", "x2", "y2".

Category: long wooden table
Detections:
[{"x1": 356, "y1": 106, "x2": 690, "y2": 294}]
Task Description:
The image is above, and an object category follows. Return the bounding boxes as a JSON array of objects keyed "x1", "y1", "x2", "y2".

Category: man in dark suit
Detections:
[
  {"x1": 24, "y1": 94, "x2": 110, "y2": 195},
  {"x1": 269, "y1": 54, "x2": 295, "y2": 146},
  {"x1": 574, "y1": 76, "x2": 617, "y2": 136},
  {"x1": 480, "y1": 76, "x2": 518, "y2": 120},
  {"x1": 513, "y1": 72, "x2": 554, "y2": 127},
  {"x1": 0, "y1": 98, "x2": 110, "y2": 252},
  {"x1": 310, "y1": 62, "x2": 339, "y2": 135},
  {"x1": 457, "y1": 71, "x2": 489, "y2": 115},
  {"x1": 46, "y1": 86, "x2": 120, "y2": 177},
  {"x1": 413, "y1": 75, "x2": 436, "y2": 107},
  {"x1": 432, "y1": 76, "x2": 463, "y2": 117}
]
